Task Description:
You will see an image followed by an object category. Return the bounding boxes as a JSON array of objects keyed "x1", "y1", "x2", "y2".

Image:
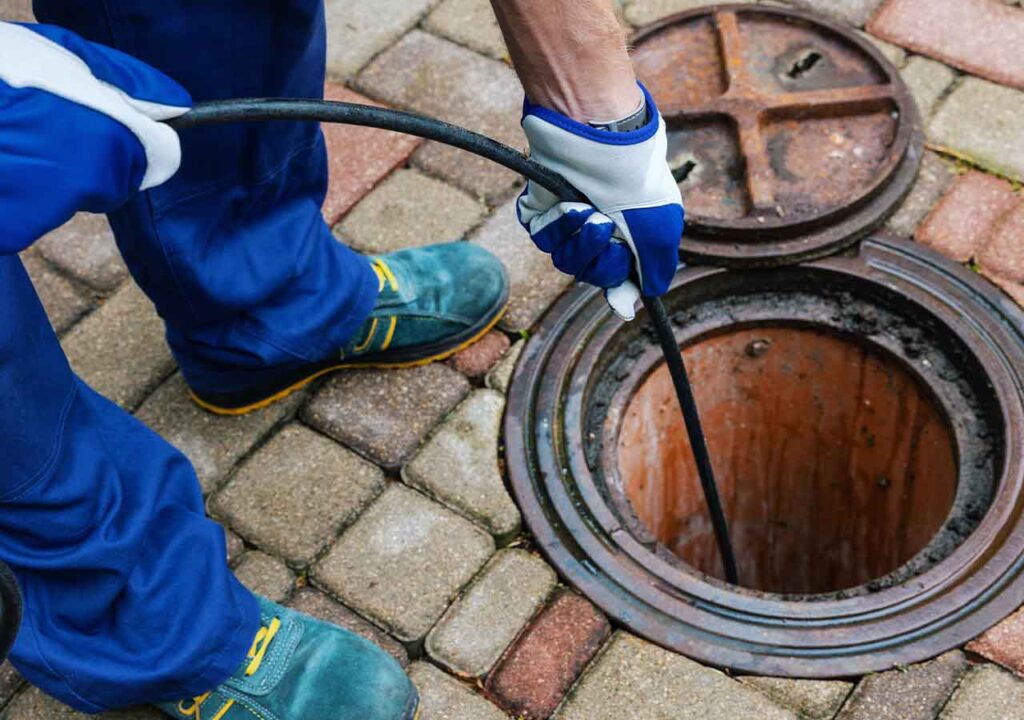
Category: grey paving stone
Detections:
[
  {"x1": 35, "y1": 213, "x2": 128, "y2": 293},
  {"x1": 135, "y1": 372, "x2": 301, "y2": 495},
  {"x1": 356, "y1": 30, "x2": 524, "y2": 202},
  {"x1": 425, "y1": 549, "x2": 556, "y2": 678},
  {"x1": 424, "y1": 0, "x2": 508, "y2": 60},
  {"x1": 408, "y1": 661, "x2": 508, "y2": 720},
  {"x1": 0, "y1": 0, "x2": 31, "y2": 20},
  {"x1": 742, "y1": 676, "x2": 853, "y2": 720},
  {"x1": 0, "y1": 662, "x2": 25, "y2": 710},
  {"x1": 835, "y1": 650, "x2": 968, "y2": 720},
  {"x1": 212, "y1": 424, "x2": 386, "y2": 566},
  {"x1": 302, "y1": 364, "x2": 471, "y2": 470},
  {"x1": 554, "y1": 632, "x2": 795, "y2": 720},
  {"x1": 336, "y1": 169, "x2": 486, "y2": 255},
  {"x1": 940, "y1": 664, "x2": 1024, "y2": 720},
  {"x1": 625, "y1": 0, "x2": 726, "y2": 26},
  {"x1": 782, "y1": 0, "x2": 884, "y2": 26},
  {"x1": 20, "y1": 250, "x2": 93, "y2": 336},
  {"x1": 901, "y1": 56, "x2": 957, "y2": 119},
  {"x1": 233, "y1": 551, "x2": 295, "y2": 603},
  {"x1": 225, "y1": 527, "x2": 246, "y2": 566},
  {"x1": 485, "y1": 338, "x2": 525, "y2": 394},
  {"x1": 324, "y1": 0, "x2": 438, "y2": 81},
  {"x1": 313, "y1": 484, "x2": 495, "y2": 643},
  {"x1": 403, "y1": 389, "x2": 520, "y2": 540},
  {"x1": 930, "y1": 78, "x2": 1024, "y2": 181},
  {"x1": 2, "y1": 686, "x2": 162, "y2": 719},
  {"x1": 885, "y1": 150, "x2": 958, "y2": 237},
  {"x1": 62, "y1": 281, "x2": 174, "y2": 410},
  {"x1": 470, "y1": 197, "x2": 573, "y2": 333},
  {"x1": 858, "y1": 30, "x2": 906, "y2": 68},
  {"x1": 289, "y1": 587, "x2": 408, "y2": 666}
]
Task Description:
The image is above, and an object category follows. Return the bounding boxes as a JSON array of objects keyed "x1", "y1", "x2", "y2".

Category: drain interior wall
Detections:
[{"x1": 617, "y1": 325, "x2": 958, "y2": 595}]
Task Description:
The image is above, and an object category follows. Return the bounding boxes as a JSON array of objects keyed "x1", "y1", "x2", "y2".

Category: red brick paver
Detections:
[
  {"x1": 485, "y1": 589, "x2": 611, "y2": 720},
  {"x1": 868, "y1": 0, "x2": 1024, "y2": 91},
  {"x1": 915, "y1": 171, "x2": 1019, "y2": 263},
  {"x1": 967, "y1": 606, "x2": 1024, "y2": 678},
  {"x1": 448, "y1": 330, "x2": 511, "y2": 379},
  {"x1": 978, "y1": 204, "x2": 1024, "y2": 284},
  {"x1": 321, "y1": 83, "x2": 422, "y2": 225}
]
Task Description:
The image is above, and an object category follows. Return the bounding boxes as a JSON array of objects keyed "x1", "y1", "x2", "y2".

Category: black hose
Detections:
[{"x1": 170, "y1": 98, "x2": 740, "y2": 584}]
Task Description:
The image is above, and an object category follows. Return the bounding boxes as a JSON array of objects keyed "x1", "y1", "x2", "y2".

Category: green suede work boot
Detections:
[
  {"x1": 157, "y1": 597, "x2": 418, "y2": 720},
  {"x1": 190, "y1": 242, "x2": 509, "y2": 416}
]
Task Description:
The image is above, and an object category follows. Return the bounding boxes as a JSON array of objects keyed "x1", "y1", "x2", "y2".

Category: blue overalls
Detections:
[{"x1": 1, "y1": 1, "x2": 377, "y2": 710}]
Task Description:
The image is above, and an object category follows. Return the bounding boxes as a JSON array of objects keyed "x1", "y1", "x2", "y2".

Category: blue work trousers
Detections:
[{"x1": 0, "y1": 0, "x2": 377, "y2": 710}]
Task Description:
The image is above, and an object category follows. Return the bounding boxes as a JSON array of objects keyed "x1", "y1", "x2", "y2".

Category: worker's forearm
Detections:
[{"x1": 490, "y1": 0, "x2": 641, "y2": 123}]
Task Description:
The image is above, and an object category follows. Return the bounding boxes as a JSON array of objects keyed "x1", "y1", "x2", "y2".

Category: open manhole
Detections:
[
  {"x1": 632, "y1": 4, "x2": 924, "y2": 266},
  {"x1": 506, "y1": 236, "x2": 1024, "y2": 677}
]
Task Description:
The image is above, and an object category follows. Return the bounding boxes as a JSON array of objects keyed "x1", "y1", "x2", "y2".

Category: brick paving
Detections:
[
  {"x1": 313, "y1": 484, "x2": 494, "y2": 644},
  {"x1": 834, "y1": 651, "x2": 968, "y2": 720},
  {"x1": 19, "y1": 249, "x2": 94, "y2": 336},
  {"x1": 939, "y1": 664, "x2": 1024, "y2": 720},
  {"x1": 211, "y1": 424, "x2": 386, "y2": 565},
  {"x1": 915, "y1": 170, "x2": 1019, "y2": 262},
  {"x1": 403, "y1": 389, "x2": 521, "y2": 540},
  {"x1": 135, "y1": 373, "x2": 302, "y2": 495},
  {"x1": 10, "y1": 0, "x2": 1024, "y2": 718},
  {"x1": 929, "y1": 78, "x2": 1024, "y2": 181},
  {"x1": 425, "y1": 0, "x2": 508, "y2": 61},
  {"x1": 470, "y1": 198, "x2": 574, "y2": 332},
  {"x1": 35, "y1": 214, "x2": 127, "y2": 294},
  {"x1": 486, "y1": 589, "x2": 611, "y2": 719},
  {"x1": 425, "y1": 549, "x2": 555, "y2": 677},
  {"x1": 303, "y1": 364, "x2": 470, "y2": 469},
  {"x1": 553, "y1": 632, "x2": 797, "y2": 719},
  {"x1": 967, "y1": 606, "x2": 1024, "y2": 677},
  {"x1": 869, "y1": 0, "x2": 1024, "y2": 90},
  {"x1": 321, "y1": 84, "x2": 423, "y2": 226},
  {"x1": 335, "y1": 168, "x2": 487, "y2": 255},
  {"x1": 62, "y1": 282, "x2": 175, "y2": 410},
  {"x1": 409, "y1": 661, "x2": 508, "y2": 719},
  {"x1": 883, "y1": 151, "x2": 957, "y2": 237},
  {"x1": 355, "y1": 30, "x2": 525, "y2": 201},
  {"x1": 741, "y1": 677, "x2": 853, "y2": 720}
]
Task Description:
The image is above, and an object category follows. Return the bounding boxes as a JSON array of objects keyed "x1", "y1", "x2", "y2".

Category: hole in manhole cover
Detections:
[
  {"x1": 631, "y1": 4, "x2": 924, "y2": 267},
  {"x1": 507, "y1": 237, "x2": 1024, "y2": 677}
]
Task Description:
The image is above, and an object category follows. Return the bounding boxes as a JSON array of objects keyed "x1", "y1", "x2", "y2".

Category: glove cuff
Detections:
[{"x1": 521, "y1": 83, "x2": 661, "y2": 146}]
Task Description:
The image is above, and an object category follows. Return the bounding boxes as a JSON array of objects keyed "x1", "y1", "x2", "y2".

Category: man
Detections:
[{"x1": 0, "y1": 1, "x2": 682, "y2": 717}]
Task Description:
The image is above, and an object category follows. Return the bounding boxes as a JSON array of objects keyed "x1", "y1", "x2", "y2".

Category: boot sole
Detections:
[{"x1": 189, "y1": 297, "x2": 508, "y2": 417}]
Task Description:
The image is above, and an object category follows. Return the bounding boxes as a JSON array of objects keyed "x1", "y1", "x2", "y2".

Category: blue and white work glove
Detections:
[
  {"x1": 0, "y1": 22, "x2": 190, "y2": 255},
  {"x1": 517, "y1": 83, "x2": 684, "y2": 321}
]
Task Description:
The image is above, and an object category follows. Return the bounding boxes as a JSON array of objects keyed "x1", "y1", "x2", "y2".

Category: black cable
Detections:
[{"x1": 170, "y1": 98, "x2": 740, "y2": 584}]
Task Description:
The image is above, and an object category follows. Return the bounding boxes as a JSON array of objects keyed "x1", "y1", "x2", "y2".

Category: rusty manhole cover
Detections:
[
  {"x1": 632, "y1": 4, "x2": 923, "y2": 266},
  {"x1": 506, "y1": 237, "x2": 1024, "y2": 677}
]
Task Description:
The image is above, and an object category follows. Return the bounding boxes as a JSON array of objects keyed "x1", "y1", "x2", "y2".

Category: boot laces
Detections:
[{"x1": 176, "y1": 617, "x2": 281, "y2": 719}]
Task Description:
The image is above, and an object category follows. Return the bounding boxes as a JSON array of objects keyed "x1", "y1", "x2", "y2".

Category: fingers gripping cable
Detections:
[{"x1": 169, "y1": 98, "x2": 740, "y2": 584}]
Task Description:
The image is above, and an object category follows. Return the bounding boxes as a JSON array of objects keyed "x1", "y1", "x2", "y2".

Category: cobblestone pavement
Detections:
[{"x1": 5, "y1": 0, "x2": 1024, "y2": 718}]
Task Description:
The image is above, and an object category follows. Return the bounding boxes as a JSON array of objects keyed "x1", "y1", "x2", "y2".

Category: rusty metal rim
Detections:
[
  {"x1": 630, "y1": 3, "x2": 924, "y2": 267},
  {"x1": 506, "y1": 236, "x2": 1024, "y2": 676}
]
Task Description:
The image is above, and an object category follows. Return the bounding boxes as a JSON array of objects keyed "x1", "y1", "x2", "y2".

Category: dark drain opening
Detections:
[
  {"x1": 617, "y1": 325, "x2": 959, "y2": 595},
  {"x1": 787, "y1": 50, "x2": 823, "y2": 79}
]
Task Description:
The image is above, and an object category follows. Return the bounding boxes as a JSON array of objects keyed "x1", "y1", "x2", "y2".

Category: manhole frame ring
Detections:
[{"x1": 506, "y1": 236, "x2": 1024, "y2": 677}]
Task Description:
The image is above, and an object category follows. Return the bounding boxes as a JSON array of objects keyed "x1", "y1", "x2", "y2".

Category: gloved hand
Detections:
[
  {"x1": 517, "y1": 83, "x2": 684, "y2": 320},
  {"x1": 0, "y1": 22, "x2": 191, "y2": 255}
]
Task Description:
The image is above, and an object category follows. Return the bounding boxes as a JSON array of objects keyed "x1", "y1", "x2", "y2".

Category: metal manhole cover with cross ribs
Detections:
[{"x1": 632, "y1": 4, "x2": 924, "y2": 266}]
